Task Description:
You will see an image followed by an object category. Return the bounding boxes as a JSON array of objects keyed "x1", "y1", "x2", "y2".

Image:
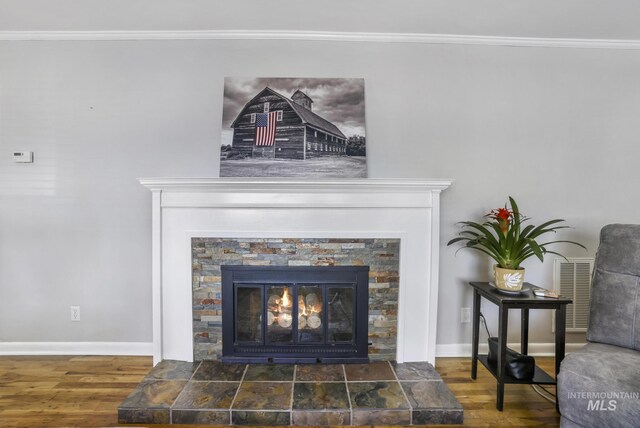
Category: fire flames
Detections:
[
  {"x1": 281, "y1": 288, "x2": 291, "y2": 308},
  {"x1": 269, "y1": 288, "x2": 322, "y2": 330}
]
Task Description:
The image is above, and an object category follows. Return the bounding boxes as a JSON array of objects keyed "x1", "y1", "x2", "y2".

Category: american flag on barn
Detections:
[
  {"x1": 255, "y1": 111, "x2": 277, "y2": 146},
  {"x1": 229, "y1": 87, "x2": 348, "y2": 160}
]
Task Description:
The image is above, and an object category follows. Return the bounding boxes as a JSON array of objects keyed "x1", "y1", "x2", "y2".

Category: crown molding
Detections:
[{"x1": 1, "y1": 29, "x2": 640, "y2": 49}]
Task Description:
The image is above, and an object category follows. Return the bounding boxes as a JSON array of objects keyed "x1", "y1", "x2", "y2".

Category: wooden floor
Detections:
[{"x1": 0, "y1": 355, "x2": 560, "y2": 427}]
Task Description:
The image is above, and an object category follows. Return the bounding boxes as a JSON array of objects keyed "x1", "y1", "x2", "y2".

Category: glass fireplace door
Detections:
[
  {"x1": 266, "y1": 286, "x2": 294, "y2": 344},
  {"x1": 297, "y1": 286, "x2": 324, "y2": 343},
  {"x1": 222, "y1": 265, "x2": 369, "y2": 363},
  {"x1": 328, "y1": 286, "x2": 355, "y2": 343},
  {"x1": 239, "y1": 284, "x2": 355, "y2": 346},
  {"x1": 235, "y1": 286, "x2": 263, "y2": 343}
]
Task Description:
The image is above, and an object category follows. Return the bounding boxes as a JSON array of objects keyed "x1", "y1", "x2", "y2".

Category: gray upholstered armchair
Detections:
[{"x1": 557, "y1": 224, "x2": 640, "y2": 427}]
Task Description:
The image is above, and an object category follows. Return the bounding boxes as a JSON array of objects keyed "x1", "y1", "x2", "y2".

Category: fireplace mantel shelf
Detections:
[
  {"x1": 140, "y1": 177, "x2": 453, "y2": 366},
  {"x1": 139, "y1": 178, "x2": 453, "y2": 208},
  {"x1": 139, "y1": 177, "x2": 453, "y2": 191}
]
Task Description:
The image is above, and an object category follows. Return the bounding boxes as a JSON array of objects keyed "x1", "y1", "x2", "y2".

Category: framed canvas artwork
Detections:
[{"x1": 220, "y1": 77, "x2": 366, "y2": 178}]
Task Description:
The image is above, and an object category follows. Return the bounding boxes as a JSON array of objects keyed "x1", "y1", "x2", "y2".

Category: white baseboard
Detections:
[
  {"x1": 0, "y1": 342, "x2": 153, "y2": 356},
  {"x1": 436, "y1": 342, "x2": 587, "y2": 357}
]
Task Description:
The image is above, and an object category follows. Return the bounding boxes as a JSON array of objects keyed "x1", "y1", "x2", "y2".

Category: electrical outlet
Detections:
[
  {"x1": 70, "y1": 305, "x2": 80, "y2": 322},
  {"x1": 460, "y1": 307, "x2": 471, "y2": 324}
]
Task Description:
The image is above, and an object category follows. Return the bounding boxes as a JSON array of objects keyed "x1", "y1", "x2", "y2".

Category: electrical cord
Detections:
[
  {"x1": 536, "y1": 384, "x2": 556, "y2": 397},
  {"x1": 479, "y1": 312, "x2": 492, "y2": 337},
  {"x1": 531, "y1": 384, "x2": 556, "y2": 403}
]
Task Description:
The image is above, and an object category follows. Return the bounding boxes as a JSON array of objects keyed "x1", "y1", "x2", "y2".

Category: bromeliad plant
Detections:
[{"x1": 447, "y1": 197, "x2": 585, "y2": 270}]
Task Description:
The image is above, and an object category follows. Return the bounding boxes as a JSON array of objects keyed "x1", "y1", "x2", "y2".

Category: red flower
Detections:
[{"x1": 487, "y1": 207, "x2": 513, "y2": 234}]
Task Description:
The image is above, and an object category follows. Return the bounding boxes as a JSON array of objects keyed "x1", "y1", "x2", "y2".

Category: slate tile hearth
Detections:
[{"x1": 118, "y1": 360, "x2": 463, "y2": 426}]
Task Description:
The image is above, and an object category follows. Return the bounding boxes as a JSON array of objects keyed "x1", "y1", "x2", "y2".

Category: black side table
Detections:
[{"x1": 469, "y1": 281, "x2": 572, "y2": 412}]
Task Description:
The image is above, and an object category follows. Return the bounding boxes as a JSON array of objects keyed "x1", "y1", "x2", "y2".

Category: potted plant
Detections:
[{"x1": 447, "y1": 197, "x2": 585, "y2": 292}]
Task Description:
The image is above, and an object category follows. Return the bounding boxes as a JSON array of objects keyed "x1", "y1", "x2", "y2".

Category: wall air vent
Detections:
[{"x1": 553, "y1": 258, "x2": 594, "y2": 332}]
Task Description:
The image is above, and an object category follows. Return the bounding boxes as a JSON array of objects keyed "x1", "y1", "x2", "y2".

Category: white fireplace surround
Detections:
[{"x1": 140, "y1": 178, "x2": 453, "y2": 366}]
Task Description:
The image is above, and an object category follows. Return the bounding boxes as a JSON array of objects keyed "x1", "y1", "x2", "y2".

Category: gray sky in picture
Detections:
[{"x1": 221, "y1": 77, "x2": 366, "y2": 146}]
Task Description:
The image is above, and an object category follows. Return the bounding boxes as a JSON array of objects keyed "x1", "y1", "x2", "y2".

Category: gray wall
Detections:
[{"x1": 1, "y1": 35, "x2": 639, "y2": 350}]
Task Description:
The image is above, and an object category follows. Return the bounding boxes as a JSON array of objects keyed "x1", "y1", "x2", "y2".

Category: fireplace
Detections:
[
  {"x1": 140, "y1": 178, "x2": 452, "y2": 365},
  {"x1": 221, "y1": 266, "x2": 369, "y2": 363}
]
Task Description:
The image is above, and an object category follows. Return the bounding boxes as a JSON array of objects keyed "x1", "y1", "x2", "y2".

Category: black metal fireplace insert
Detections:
[{"x1": 221, "y1": 266, "x2": 369, "y2": 364}]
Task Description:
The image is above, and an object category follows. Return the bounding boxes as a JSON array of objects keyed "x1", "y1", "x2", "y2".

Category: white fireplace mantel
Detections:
[{"x1": 140, "y1": 178, "x2": 453, "y2": 366}]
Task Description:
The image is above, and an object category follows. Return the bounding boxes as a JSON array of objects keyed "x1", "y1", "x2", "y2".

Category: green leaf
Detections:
[
  {"x1": 527, "y1": 219, "x2": 566, "y2": 239},
  {"x1": 518, "y1": 224, "x2": 535, "y2": 240},
  {"x1": 509, "y1": 196, "x2": 519, "y2": 219},
  {"x1": 461, "y1": 221, "x2": 502, "y2": 251},
  {"x1": 537, "y1": 240, "x2": 588, "y2": 250},
  {"x1": 542, "y1": 250, "x2": 571, "y2": 262},
  {"x1": 528, "y1": 239, "x2": 544, "y2": 262},
  {"x1": 447, "y1": 237, "x2": 470, "y2": 246},
  {"x1": 459, "y1": 230, "x2": 481, "y2": 237}
]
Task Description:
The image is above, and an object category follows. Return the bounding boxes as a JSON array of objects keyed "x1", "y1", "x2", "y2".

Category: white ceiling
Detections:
[{"x1": 1, "y1": 0, "x2": 640, "y2": 41}]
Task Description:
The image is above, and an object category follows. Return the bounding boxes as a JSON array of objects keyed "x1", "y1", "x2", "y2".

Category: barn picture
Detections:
[
  {"x1": 220, "y1": 77, "x2": 367, "y2": 178},
  {"x1": 230, "y1": 87, "x2": 348, "y2": 159}
]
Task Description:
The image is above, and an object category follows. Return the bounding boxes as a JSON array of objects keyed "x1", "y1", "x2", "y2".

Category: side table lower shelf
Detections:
[{"x1": 477, "y1": 354, "x2": 555, "y2": 385}]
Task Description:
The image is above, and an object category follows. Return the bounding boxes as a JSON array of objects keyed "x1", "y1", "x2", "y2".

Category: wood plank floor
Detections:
[{"x1": 0, "y1": 355, "x2": 560, "y2": 427}]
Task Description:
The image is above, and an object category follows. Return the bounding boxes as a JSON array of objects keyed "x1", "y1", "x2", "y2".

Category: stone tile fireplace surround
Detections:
[
  {"x1": 193, "y1": 238, "x2": 400, "y2": 362},
  {"x1": 140, "y1": 178, "x2": 452, "y2": 366}
]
